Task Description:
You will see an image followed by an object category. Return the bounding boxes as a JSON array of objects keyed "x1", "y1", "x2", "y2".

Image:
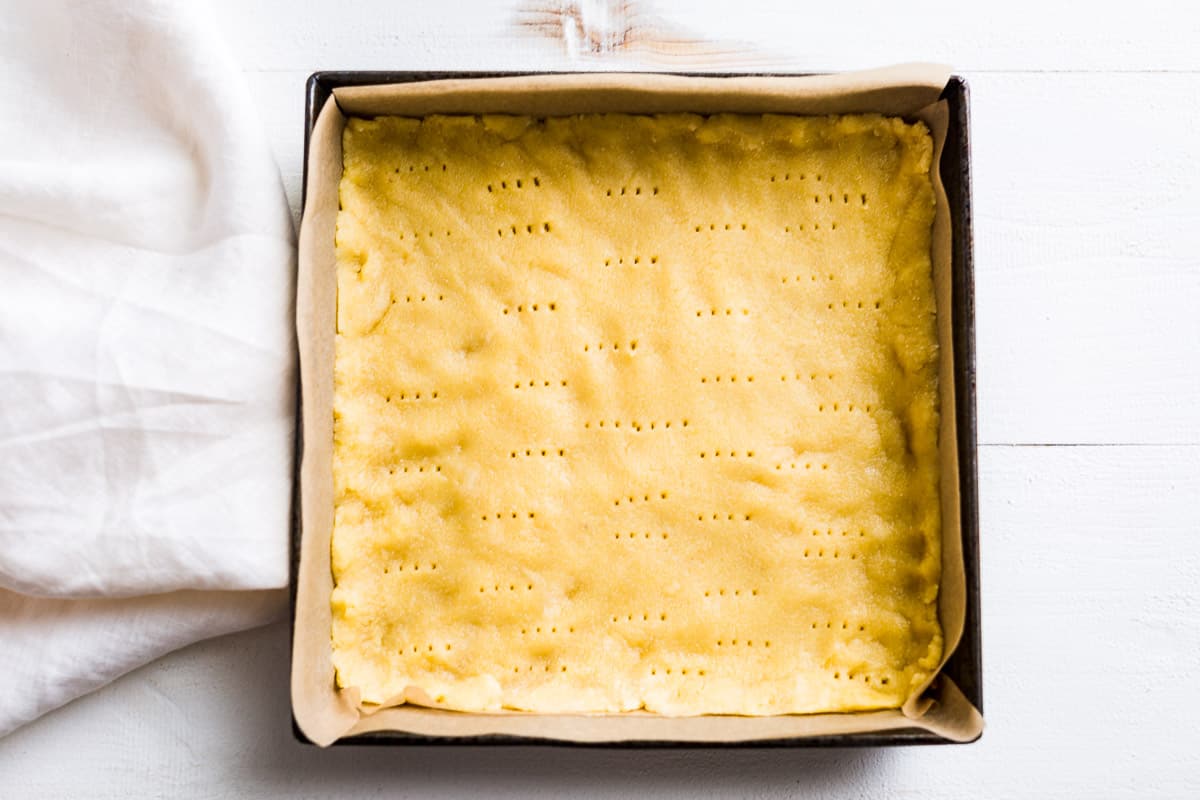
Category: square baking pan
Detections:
[{"x1": 293, "y1": 70, "x2": 980, "y2": 746}]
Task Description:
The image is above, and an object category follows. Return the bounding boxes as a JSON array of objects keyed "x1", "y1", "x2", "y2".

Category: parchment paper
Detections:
[{"x1": 292, "y1": 66, "x2": 982, "y2": 746}]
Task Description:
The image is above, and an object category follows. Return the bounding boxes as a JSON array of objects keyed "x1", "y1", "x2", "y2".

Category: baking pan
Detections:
[{"x1": 293, "y1": 71, "x2": 980, "y2": 746}]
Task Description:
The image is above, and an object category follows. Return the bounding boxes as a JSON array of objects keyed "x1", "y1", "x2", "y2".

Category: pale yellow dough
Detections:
[{"x1": 331, "y1": 113, "x2": 942, "y2": 715}]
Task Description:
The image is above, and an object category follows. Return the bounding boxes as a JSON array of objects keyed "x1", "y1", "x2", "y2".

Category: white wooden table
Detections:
[{"x1": 2, "y1": 1, "x2": 1198, "y2": 796}]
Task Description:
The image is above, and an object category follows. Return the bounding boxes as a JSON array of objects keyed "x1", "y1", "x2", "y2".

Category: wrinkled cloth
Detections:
[{"x1": 0, "y1": 0, "x2": 294, "y2": 736}]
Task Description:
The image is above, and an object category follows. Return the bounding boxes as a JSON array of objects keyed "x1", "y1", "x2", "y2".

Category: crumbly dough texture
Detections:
[{"x1": 331, "y1": 113, "x2": 942, "y2": 715}]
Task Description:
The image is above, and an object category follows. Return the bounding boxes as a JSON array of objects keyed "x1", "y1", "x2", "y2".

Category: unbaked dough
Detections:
[{"x1": 330, "y1": 113, "x2": 942, "y2": 715}]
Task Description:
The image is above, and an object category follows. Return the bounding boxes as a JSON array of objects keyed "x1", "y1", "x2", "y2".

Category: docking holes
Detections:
[
  {"x1": 605, "y1": 185, "x2": 659, "y2": 197},
  {"x1": 781, "y1": 273, "x2": 835, "y2": 284},
  {"x1": 480, "y1": 511, "x2": 538, "y2": 521},
  {"x1": 503, "y1": 302, "x2": 558, "y2": 315},
  {"x1": 773, "y1": 461, "x2": 830, "y2": 472},
  {"x1": 833, "y1": 670, "x2": 889, "y2": 686},
  {"x1": 826, "y1": 300, "x2": 883, "y2": 311},
  {"x1": 396, "y1": 230, "x2": 452, "y2": 239},
  {"x1": 585, "y1": 419, "x2": 686, "y2": 431},
  {"x1": 780, "y1": 372, "x2": 835, "y2": 383},
  {"x1": 486, "y1": 176, "x2": 541, "y2": 192},
  {"x1": 518, "y1": 624, "x2": 575, "y2": 636},
  {"x1": 582, "y1": 340, "x2": 638, "y2": 352},
  {"x1": 386, "y1": 464, "x2": 442, "y2": 475},
  {"x1": 611, "y1": 611, "x2": 670, "y2": 623},
  {"x1": 613, "y1": 491, "x2": 670, "y2": 507},
  {"x1": 511, "y1": 663, "x2": 571, "y2": 674},
  {"x1": 481, "y1": 581, "x2": 535, "y2": 594},
  {"x1": 384, "y1": 390, "x2": 439, "y2": 402},
  {"x1": 399, "y1": 641, "x2": 454, "y2": 655},
  {"x1": 395, "y1": 163, "x2": 447, "y2": 174},
  {"x1": 497, "y1": 221, "x2": 552, "y2": 237},
  {"x1": 782, "y1": 222, "x2": 837, "y2": 233},
  {"x1": 512, "y1": 379, "x2": 569, "y2": 390},
  {"x1": 603, "y1": 255, "x2": 659, "y2": 266},
  {"x1": 382, "y1": 562, "x2": 439, "y2": 574},
  {"x1": 816, "y1": 402, "x2": 873, "y2": 413},
  {"x1": 704, "y1": 587, "x2": 761, "y2": 599},
  {"x1": 715, "y1": 638, "x2": 770, "y2": 648},
  {"x1": 649, "y1": 664, "x2": 706, "y2": 677},
  {"x1": 693, "y1": 222, "x2": 749, "y2": 232},
  {"x1": 391, "y1": 293, "x2": 445, "y2": 303},
  {"x1": 696, "y1": 512, "x2": 753, "y2": 522},
  {"x1": 509, "y1": 448, "x2": 566, "y2": 458}
]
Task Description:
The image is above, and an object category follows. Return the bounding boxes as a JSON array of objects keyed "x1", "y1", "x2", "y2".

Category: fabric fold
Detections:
[{"x1": 0, "y1": 588, "x2": 287, "y2": 737}]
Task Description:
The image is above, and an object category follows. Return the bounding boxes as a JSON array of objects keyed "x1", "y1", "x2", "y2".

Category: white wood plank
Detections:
[
  {"x1": 970, "y1": 73, "x2": 1200, "y2": 445},
  {"x1": 3, "y1": 445, "x2": 1197, "y2": 797},
  {"x1": 207, "y1": 0, "x2": 1200, "y2": 73}
]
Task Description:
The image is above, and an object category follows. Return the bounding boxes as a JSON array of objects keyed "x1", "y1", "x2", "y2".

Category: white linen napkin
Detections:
[{"x1": 0, "y1": 0, "x2": 295, "y2": 735}]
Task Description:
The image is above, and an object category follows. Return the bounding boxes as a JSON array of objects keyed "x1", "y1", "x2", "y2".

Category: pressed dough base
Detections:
[{"x1": 330, "y1": 113, "x2": 942, "y2": 715}]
